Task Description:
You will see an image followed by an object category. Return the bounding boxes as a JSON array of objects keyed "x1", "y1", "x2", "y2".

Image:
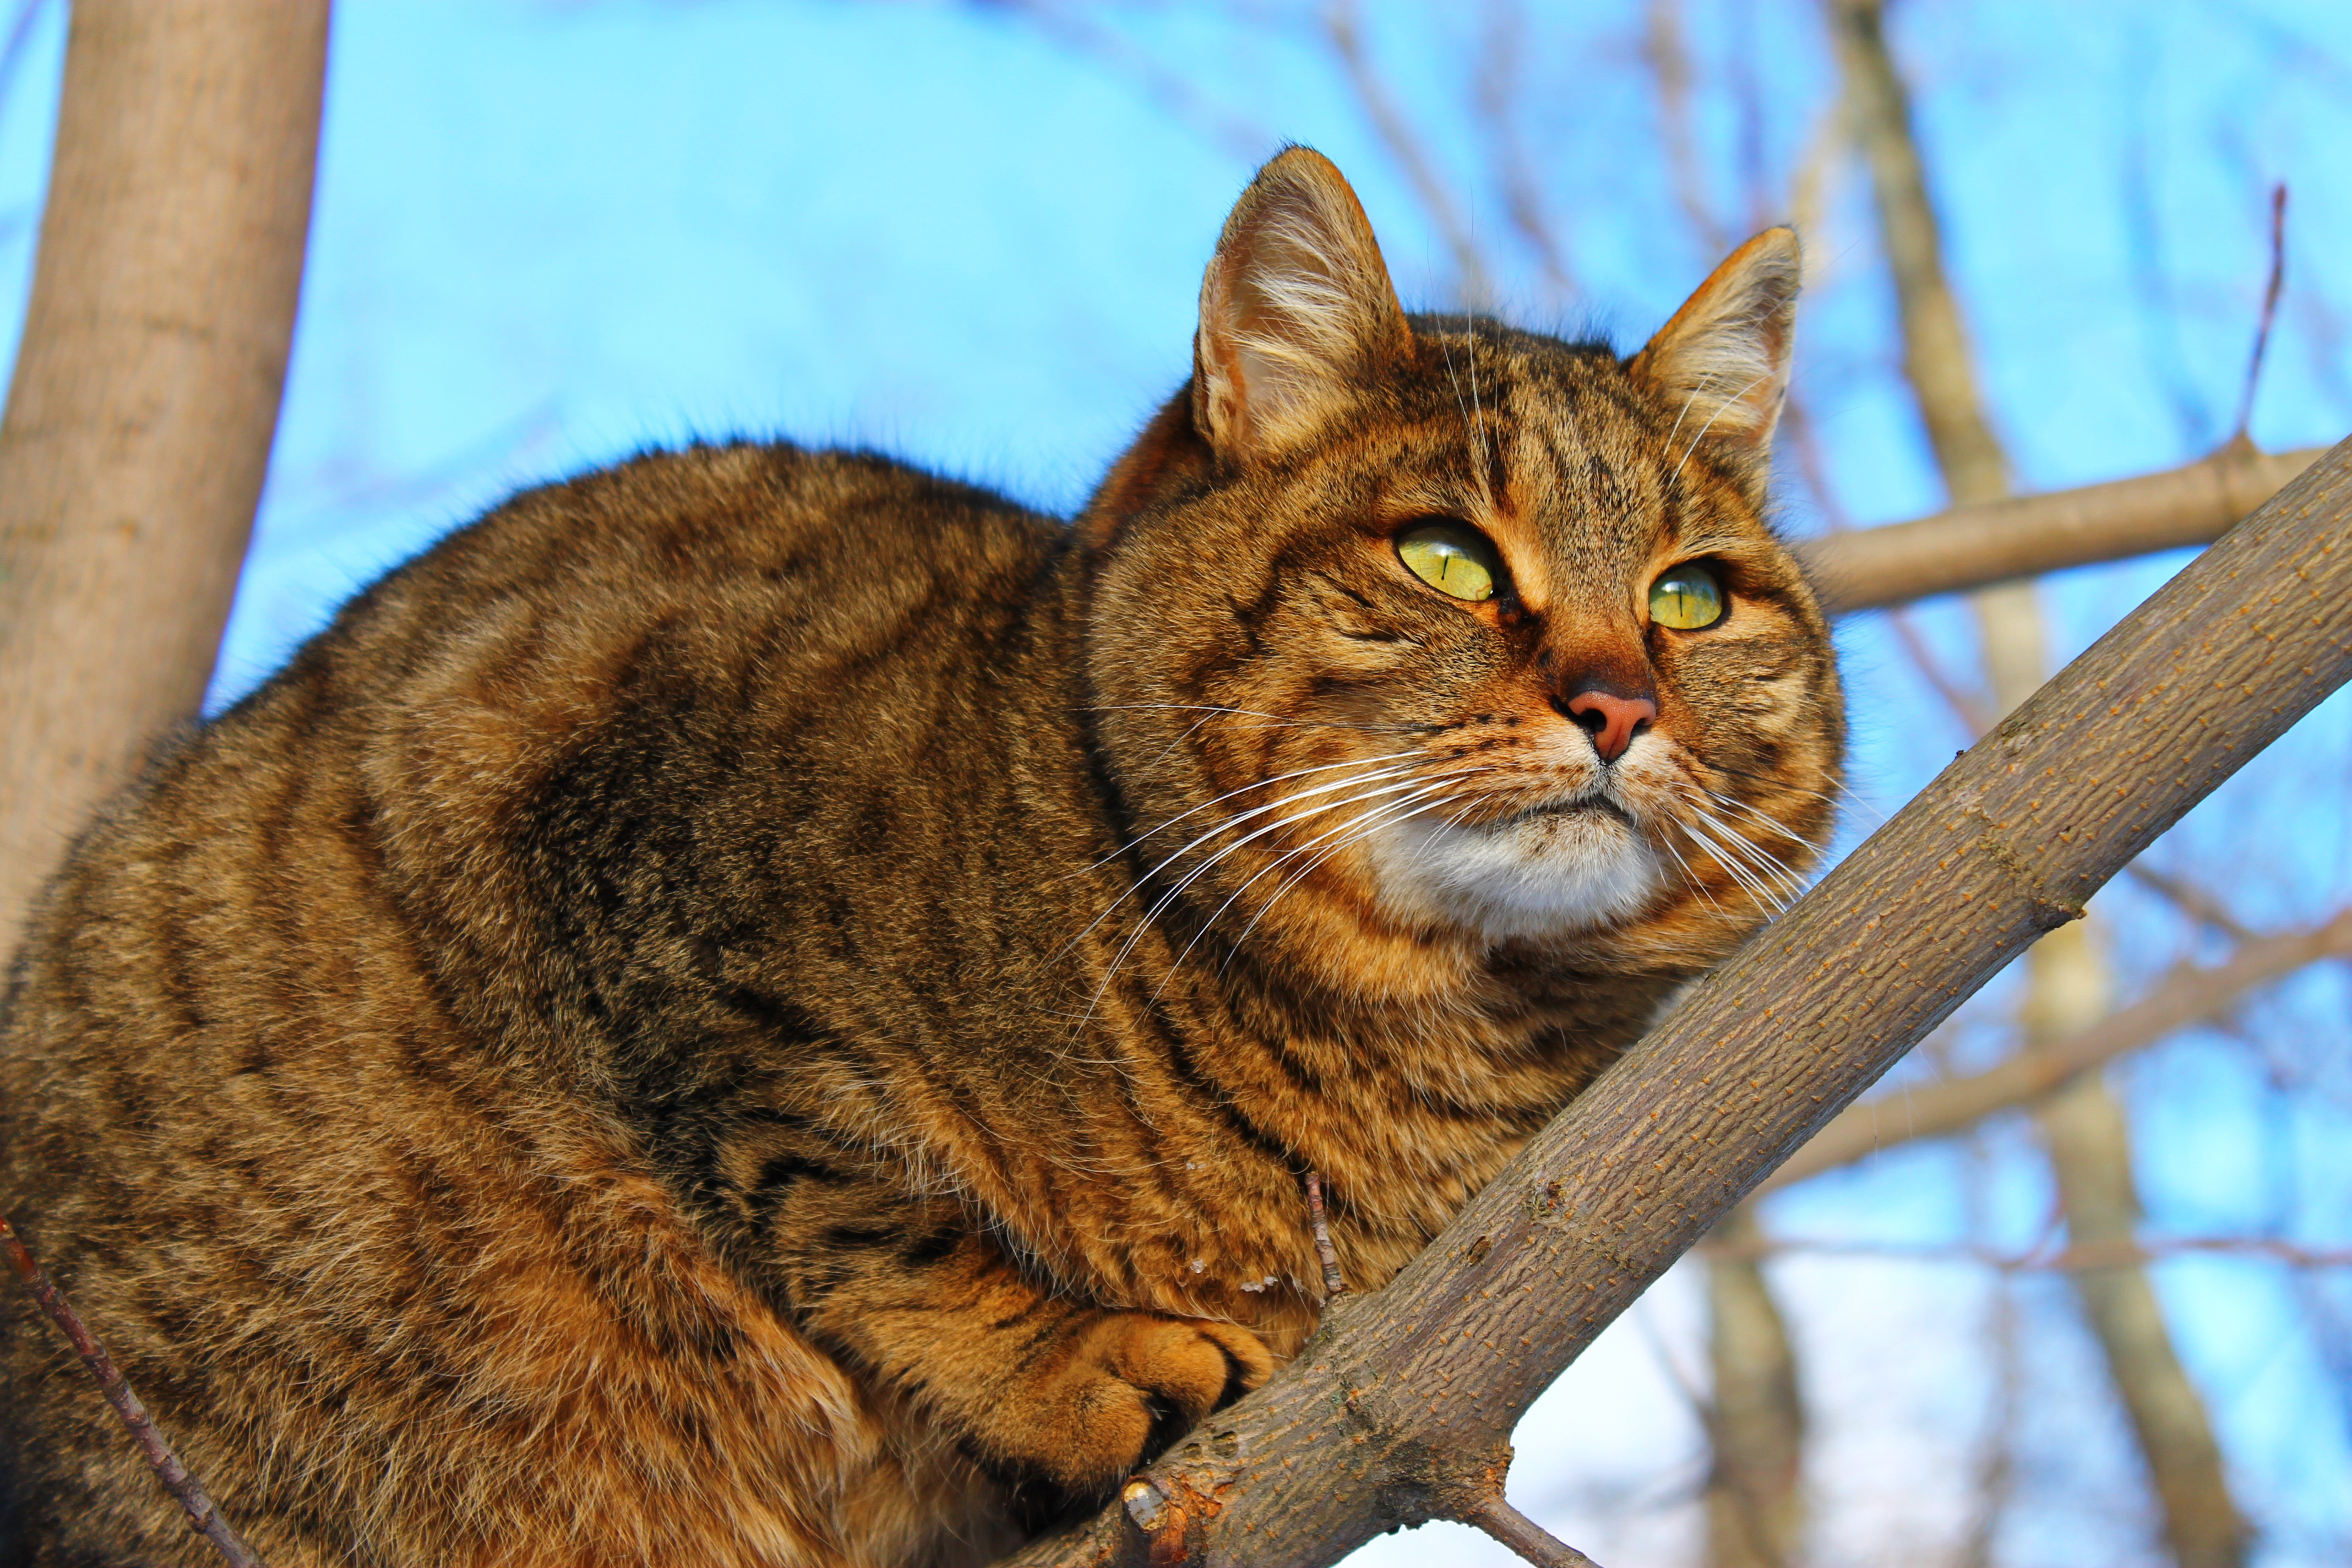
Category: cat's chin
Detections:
[{"x1": 1363, "y1": 804, "x2": 1664, "y2": 943}]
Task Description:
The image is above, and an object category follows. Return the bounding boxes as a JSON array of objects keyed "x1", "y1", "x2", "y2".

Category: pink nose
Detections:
[{"x1": 1562, "y1": 690, "x2": 1657, "y2": 762}]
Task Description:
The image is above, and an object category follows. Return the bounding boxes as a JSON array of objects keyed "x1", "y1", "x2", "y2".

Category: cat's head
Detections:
[{"x1": 1077, "y1": 148, "x2": 1842, "y2": 995}]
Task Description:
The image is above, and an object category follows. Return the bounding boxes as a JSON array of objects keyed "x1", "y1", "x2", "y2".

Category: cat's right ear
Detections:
[{"x1": 1192, "y1": 148, "x2": 1412, "y2": 465}]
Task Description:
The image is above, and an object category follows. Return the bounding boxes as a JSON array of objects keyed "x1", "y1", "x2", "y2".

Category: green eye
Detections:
[
  {"x1": 1649, "y1": 563, "x2": 1725, "y2": 630},
  {"x1": 1396, "y1": 522, "x2": 1502, "y2": 602}
]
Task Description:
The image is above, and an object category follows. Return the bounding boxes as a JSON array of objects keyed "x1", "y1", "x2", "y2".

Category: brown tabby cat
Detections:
[{"x1": 0, "y1": 148, "x2": 1839, "y2": 1566}]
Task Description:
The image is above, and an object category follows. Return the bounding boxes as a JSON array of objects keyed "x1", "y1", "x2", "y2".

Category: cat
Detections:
[{"x1": 0, "y1": 147, "x2": 1841, "y2": 1567}]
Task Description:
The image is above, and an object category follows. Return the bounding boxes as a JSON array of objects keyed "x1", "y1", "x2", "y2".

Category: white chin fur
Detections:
[{"x1": 1366, "y1": 807, "x2": 1663, "y2": 942}]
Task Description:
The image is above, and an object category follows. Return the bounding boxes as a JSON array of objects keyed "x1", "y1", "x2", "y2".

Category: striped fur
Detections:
[{"x1": 0, "y1": 150, "x2": 1839, "y2": 1565}]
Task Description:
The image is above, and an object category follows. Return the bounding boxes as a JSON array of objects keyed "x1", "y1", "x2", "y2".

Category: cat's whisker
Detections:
[
  {"x1": 1436, "y1": 332, "x2": 1494, "y2": 512},
  {"x1": 1669, "y1": 369, "x2": 1775, "y2": 487},
  {"x1": 1702, "y1": 813, "x2": 1813, "y2": 900},
  {"x1": 1701, "y1": 759, "x2": 1875, "y2": 824},
  {"x1": 1065, "y1": 747, "x2": 1429, "y2": 882},
  {"x1": 1680, "y1": 796, "x2": 1810, "y2": 902},
  {"x1": 1147, "y1": 772, "x2": 1493, "y2": 1004},
  {"x1": 1701, "y1": 787, "x2": 1822, "y2": 854},
  {"x1": 1690, "y1": 809, "x2": 1805, "y2": 904},
  {"x1": 1054, "y1": 755, "x2": 1439, "y2": 952},
  {"x1": 1654, "y1": 831, "x2": 1729, "y2": 919},
  {"x1": 1070, "y1": 767, "x2": 1492, "y2": 1031},
  {"x1": 1082, "y1": 702, "x2": 1428, "y2": 736},
  {"x1": 1219, "y1": 786, "x2": 1493, "y2": 974},
  {"x1": 1465, "y1": 328, "x2": 1498, "y2": 510},
  {"x1": 1677, "y1": 816, "x2": 1789, "y2": 916}
]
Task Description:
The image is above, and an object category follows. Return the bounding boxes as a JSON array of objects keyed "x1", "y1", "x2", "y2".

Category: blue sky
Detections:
[{"x1": 3, "y1": 2, "x2": 2349, "y2": 1563}]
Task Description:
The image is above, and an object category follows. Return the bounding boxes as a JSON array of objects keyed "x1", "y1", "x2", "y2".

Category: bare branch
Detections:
[
  {"x1": 1473, "y1": 0, "x2": 1576, "y2": 302},
  {"x1": 981, "y1": 1, "x2": 1271, "y2": 162},
  {"x1": 1697, "y1": 1233, "x2": 2352, "y2": 1273},
  {"x1": 995, "y1": 442, "x2": 2352, "y2": 1568},
  {"x1": 1796, "y1": 443, "x2": 2326, "y2": 614},
  {"x1": 2124, "y1": 862, "x2": 2256, "y2": 945},
  {"x1": 1825, "y1": 0, "x2": 2007, "y2": 505},
  {"x1": 1306, "y1": 1170, "x2": 1348, "y2": 1299},
  {"x1": 1, "y1": 1217, "x2": 268, "y2": 1567},
  {"x1": 2230, "y1": 183, "x2": 2289, "y2": 444},
  {"x1": 1452, "y1": 1491, "x2": 1606, "y2": 1568},
  {"x1": 1761, "y1": 903, "x2": 2352, "y2": 1191},
  {"x1": 1325, "y1": 0, "x2": 1494, "y2": 303}
]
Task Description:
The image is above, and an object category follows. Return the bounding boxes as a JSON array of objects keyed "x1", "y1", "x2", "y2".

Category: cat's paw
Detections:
[{"x1": 974, "y1": 1311, "x2": 1271, "y2": 1518}]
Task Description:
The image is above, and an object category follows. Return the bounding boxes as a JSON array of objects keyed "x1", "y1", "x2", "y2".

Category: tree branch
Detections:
[
  {"x1": 1759, "y1": 903, "x2": 2352, "y2": 1191},
  {"x1": 1, "y1": 1217, "x2": 266, "y2": 1567},
  {"x1": 1796, "y1": 443, "x2": 2326, "y2": 614},
  {"x1": 0, "y1": 0, "x2": 328, "y2": 956},
  {"x1": 994, "y1": 439, "x2": 2352, "y2": 1568}
]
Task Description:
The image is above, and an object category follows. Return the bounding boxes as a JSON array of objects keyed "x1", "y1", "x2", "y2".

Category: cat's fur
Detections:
[{"x1": 0, "y1": 150, "x2": 1840, "y2": 1566}]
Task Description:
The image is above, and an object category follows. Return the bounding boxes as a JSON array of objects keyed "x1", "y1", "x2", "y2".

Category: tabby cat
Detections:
[{"x1": 0, "y1": 148, "x2": 1839, "y2": 1566}]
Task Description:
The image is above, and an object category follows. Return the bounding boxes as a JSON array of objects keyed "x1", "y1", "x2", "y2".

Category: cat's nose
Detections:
[{"x1": 1558, "y1": 688, "x2": 1657, "y2": 763}]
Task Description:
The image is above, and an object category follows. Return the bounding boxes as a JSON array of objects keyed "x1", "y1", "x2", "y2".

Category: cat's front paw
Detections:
[{"x1": 973, "y1": 1310, "x2": 1272, "y2": 1520}]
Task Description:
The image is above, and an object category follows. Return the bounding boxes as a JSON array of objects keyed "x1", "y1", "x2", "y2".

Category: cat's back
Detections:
[{"x1": 0, "y1": 441, "x2": 1065, "y2": 1568}]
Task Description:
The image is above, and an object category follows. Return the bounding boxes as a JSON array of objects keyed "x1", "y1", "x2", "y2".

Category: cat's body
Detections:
[{"x1": 0, "y1": 151, "x2": 1840, "y2": 1566}]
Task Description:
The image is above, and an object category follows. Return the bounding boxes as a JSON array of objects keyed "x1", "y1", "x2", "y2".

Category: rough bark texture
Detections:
[
  {"x1": 1762, "y1": 905, "x2": 2352, "y2": 1189},
  {"x1": 1796, "y1": 445, "x2": 2324, "y2": 615},
  {"x1": 997, "y1": 437, "x2": 2352, "y2": 1568},
  {"x1": 0, "y1": 0, "x2": 328, "y2": 959},
  {"x1": 1704, "y1": 1207, "x2": 1805, "y2": 1568}
]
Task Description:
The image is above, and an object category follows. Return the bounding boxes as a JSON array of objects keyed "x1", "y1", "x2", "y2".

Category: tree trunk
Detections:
[
  {"x1": 1705, "y1": 1206, "x2": 1806, "y2": 1568},
  {"x1": 996, "y1": 434, "x2": 2352, "y2": 1568},
  {"x1": 2039, "y1": 1081, "x2": 2247, "y2": 1568},
  {"x1": 1827, "y1": 2, "x2": 2247, "y2": 1561},
  {"x1": 0, "y1": 0, "x2": 329, "y2": 958}
]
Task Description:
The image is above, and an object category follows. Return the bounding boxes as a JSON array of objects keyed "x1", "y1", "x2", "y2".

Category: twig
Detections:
[
  {"x1": 1324, "y1": 0, "x2": 1493, "y2": 303},
  {"x1": 0, "y1": 1216, "x2": 269, "y2": 1567},
  {"x1": 981, "y1": 0, "x2": 1270, "y2": 162},
  {"x1": 1304, "y1": 1169, "x2": 1348, "y2": 1297},
  {"x1": 2229, "y1": 183, "x2": 2289, "y2": 445},
  {"x1": 1473, "y1": 0, "x2": 1576, "y2": 303},
  {"x1": 1451, "y1": 1490, "x2": 1607, "y2": 1568},
  {"x1": 2124, "y1": 862, "x2": 2257, "y2": 944},
  {"x1": 1694, "y1": 1232, "x2": 2352, "y2": 1273}
]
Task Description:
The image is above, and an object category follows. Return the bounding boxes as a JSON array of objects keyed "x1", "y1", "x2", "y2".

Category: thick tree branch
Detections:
[
  {"x1": 1759, "y1": 905, "x2": 2352, "y2": 1190},
  {"x1": 0, "y1": 1, "x2": 328, "y2": 956},
  {"x1": 997, "y1": 438, "x2": 2352, "y2": 1568},
  {"x1": 1797, "y1": 443, "x2": 2324, "y2": 614}
]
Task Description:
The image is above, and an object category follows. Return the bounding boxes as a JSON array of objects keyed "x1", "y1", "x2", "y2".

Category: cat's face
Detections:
[{"x1": 1080, "y1": 150, "x2": 1841, "y2": 989}]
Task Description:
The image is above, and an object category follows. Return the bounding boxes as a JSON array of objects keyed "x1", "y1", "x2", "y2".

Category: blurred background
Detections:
[{"x1": 2, "y1": 2, "x2": 2347, "y2": 1565}]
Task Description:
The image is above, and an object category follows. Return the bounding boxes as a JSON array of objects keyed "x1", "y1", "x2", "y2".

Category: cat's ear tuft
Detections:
[
  {"x1": 1194, "y1": 148, "x2": 1412, "y2": 463},
  {"x1": 1630, "y1": 227, "x2": 1801, "y2": 479}
]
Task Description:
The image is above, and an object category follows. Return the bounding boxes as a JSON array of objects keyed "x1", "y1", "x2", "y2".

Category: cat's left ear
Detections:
[
  {"x1": 1630, "y1": 227, "x2": 1801, "y2": 482},
  {"x1": 1194, "y1": 147, "x2": 1413, "y2": 464}
]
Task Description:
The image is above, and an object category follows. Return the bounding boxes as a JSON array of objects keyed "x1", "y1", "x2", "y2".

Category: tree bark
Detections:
[
  {"x1": 1704, "y1": 1207, "x2": 1805, "y2": 1568},
  {"x1": 997, "y1": 437, "x2": 2352, "y2": 1568},
  {"x1": 0, "y1": 0, "x2": 329, "y2": 957}
]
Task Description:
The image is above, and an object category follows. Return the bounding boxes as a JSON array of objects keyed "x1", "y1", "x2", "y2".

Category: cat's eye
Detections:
[
  {"x1": 1396, "y1": 521, "x2": 1502, "y2": 602},
  {"x1": 1649, "y1": 563, "x2": 1725, "y2": 630}
]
